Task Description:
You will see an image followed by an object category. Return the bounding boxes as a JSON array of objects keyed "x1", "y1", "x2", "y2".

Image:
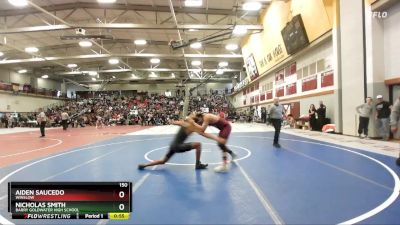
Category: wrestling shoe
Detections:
[
  {"x1": 195, "y1": 163, "x2": 208, "y2": 170},
  {"x1": 138, "y1": 164, "x2": 146, "y2": 170},
  {"x1": 273, "y1": 143, "x2": 281, "y2": 148},
  {"x1": 214, "y1": 164, "x2": 229, "y2": 173}
]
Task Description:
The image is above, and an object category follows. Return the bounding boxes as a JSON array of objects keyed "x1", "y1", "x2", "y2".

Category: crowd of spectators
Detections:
[
  {"x1": 1, "y1": 92, "x2": 232, "y2": 128},
  {"x1": 188, "y1": 94, "x2": 229, "y2": 115}
]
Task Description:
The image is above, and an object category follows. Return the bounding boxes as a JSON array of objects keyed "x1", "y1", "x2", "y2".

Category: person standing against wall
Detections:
[
  {"x1": 37, "y1": 108, "x2": 47, "y2": 138},
  {"x1": 375, "y1": 95, "x2": 391, "y2": 141},
  {"x1": 356, "y1": 97, "x2": 373, "y2": 139},
  {"x1": 61, "y1": 110, "x2": 70, "y2": 131},
  {"x1": 309, "y1": 104, "x2": 317, "y2": 131},
  {"x1": 4, "y1": 113, "x2": 9, "y2": 128},
  {"x1": 261, "y1": 107, "x2": 267, "y2": 123},
  {"x1": 316, "y1": 101, "x2": 327, "y2": 131},
  {"x1": 269, "y1": 98, "x2": 284, "y2": 148},
  {"x1": 389, "y1": 94, "x2": 400, "y2": 166}
]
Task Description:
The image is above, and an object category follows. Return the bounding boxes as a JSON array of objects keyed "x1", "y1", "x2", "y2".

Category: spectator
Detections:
[
  {"x1": 261, "y1": 107, "x2": 267, "y2": 123},
  {"x1": 8, "y1": 114, "x2": 14, "y2": 128},
  {"x1": 37, "y1": 108, "x2": 47, "y2": 138},
  {"x1": 375, "y1": 95, "x2": 391, "y2": 141},
  {"x1": 61, "y1": 110, "x2": 69, "y2": 130},
  {"x1": 316, "y1": 101, "x2": 326, "y2": 131},
  {"x1": 285, "y1": 114, "x2": 295, "y2": 128},
  {"x1": 309, "y1": 104, "x2": 317, "y2": 131},
  {"x1": 269, "y1": 98, "x2": 284, "y2": 148},
  {"x1": 356, "y1": 97, "x2": 373, "y2": 139},
  {"x1": 3, "y1": 113, "x2": 9, "y2": 128},
  {"x1": 390, "y1": 93, "x2": 400, "y2": 135},
  {"x1": 389, "y1": 94, "x2": 400, "y2": 166}
]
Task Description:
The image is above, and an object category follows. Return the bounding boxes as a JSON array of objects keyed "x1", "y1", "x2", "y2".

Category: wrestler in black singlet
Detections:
[{"x1": 165, "y1": 126, "x2": 195, "y2": 160}]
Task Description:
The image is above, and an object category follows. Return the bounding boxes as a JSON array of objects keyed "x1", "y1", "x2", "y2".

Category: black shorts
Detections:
[
  {"x1": 165, "y1": 127, "x2": 194, "y2": 160},
  {"x1": 165, "y1": 143, "x2": 194, "y2": 160}
]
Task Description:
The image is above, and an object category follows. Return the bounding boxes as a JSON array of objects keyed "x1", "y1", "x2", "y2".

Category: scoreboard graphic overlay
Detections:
[{"x1": 8, "y1": 182, "x2": 132, "y2": 220}]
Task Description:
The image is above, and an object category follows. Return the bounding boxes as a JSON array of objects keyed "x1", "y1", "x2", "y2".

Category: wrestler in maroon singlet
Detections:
[{"x1": 191, "y1": 113, "x2": 236, "y2": 172}]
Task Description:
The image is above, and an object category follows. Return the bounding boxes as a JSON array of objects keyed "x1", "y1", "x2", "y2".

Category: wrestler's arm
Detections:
[
  {"x1": 199, "y1": 132, "x2": 220, "y2": 142},
  {"x1": 189, "y1": 116, "x2": 209, "y2": 132}
]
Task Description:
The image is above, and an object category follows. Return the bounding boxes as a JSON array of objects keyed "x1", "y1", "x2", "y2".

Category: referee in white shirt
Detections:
[
  {"x1": 268, "y1": 98, "x2": 285, "y2": 148},
  {"x1": 37, "y1": 108, "x2": 47, "y2": 137},
  {"x1": 61, "y1": 110, "x2": 70, "y2": 131}
]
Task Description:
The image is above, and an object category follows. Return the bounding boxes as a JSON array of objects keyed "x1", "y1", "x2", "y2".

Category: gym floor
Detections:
[{"x1": 0, "y1": 124, "x2": 399, "y2": 225}]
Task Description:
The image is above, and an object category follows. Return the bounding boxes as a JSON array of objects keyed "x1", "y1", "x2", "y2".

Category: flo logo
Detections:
[{"x1": 372, "y1": 11, "x2": 388, "y2": 19}]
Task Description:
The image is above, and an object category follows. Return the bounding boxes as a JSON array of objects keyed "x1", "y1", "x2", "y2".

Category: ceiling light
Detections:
[
  {"x1": 149, "y1": 72, "x2": 158, "y2": 78},
  {"x1": 190, "y1": 42, "x2": 202, "y2": 49},
  {"x1": 88, "y1": 71, "x2": 98, "y2": 76},
  {"x1": 0, "y1": 52, "x2": 4, "y2": 57},
  {"x1": 188, "y1": 29, "x2": 198, "y2": 32},
  {"x1": 218, "y1": 61, "x2": 229, "y2": 67},
  {"x1": 91, "y1": 77, "x2": 97, "y2": 81},
  {"x1": 97, "y1": 0, "x2": 117, "y2": 3},
  {"x1": 18, "y1": 69, "x2": 27, "y2": 74},
  {"x1": 25, "y1": 47, "x2": 39, "y2": 53},
  {"x1": 134, "y1": 39, "x2": 147, "y2": 45},
  {"x1": 192, "y1": 69, "x2": 201, "y2": 74},
  {"x1": 225, "y1": 43, "x2": 239, "y2": 51},
  {"x1": 150, "y1": 58, "x2": 160, "y2": 64},
  {"x1": 41, "y1": 75, "x2": 49, "y2": 79},
  {"x1": 131, "y1": 73, "x2": 141, "y2": 79},
  {"x1": 243, "y1": 2, "x2": 262, "y2": 11},
  {"x1": 233, "y1": 25, "x2": 248, "y2": 36},
  {"x1": 191, "y1": 60, "x2": 202, "y2": 66},
  {"x1": 67, "y1": 64, "x2": 77, "y2": 68},
  {"x1": 79, "y1": 40, "x2": 92, "y2": 47},
  {"x1": 216, "y1": 69, "x2": 224, "y2": 75},
  {"x1": 112, "y1": 76, "x2": 116, "y2": 79},
  {"x1": 8, "y1": 0, "x2": 28, "y2": 7},
  {"x1": 185, "y1": 0, "x2": 202, "y2": 7},
  {"x1": 108, "y1": 58, "x2": 119, "y2": 65}
]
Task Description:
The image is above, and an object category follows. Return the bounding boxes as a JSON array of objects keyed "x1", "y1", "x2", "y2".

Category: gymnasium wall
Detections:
[
  {"x1": 0, "y1": 93, "x2": 64, "y2": 112},
  {"x1": 383, "y1": 2, "x2": 400, "y2": 80},
  {"x1": 229, "y1": 37, "x2": 335, "y2": 122},
  {"x1": 37, "y1": 78, "x2": 61, "y2": 90},
  {"x1": 0, "y1": 68, "x2": 30, "y2": 84},
  {"x1": 241, "y1": 0, "x2": 333, "y2": 78},
  {"x1": 0, "y1": 68, "x2": 62, "y2": 90}
]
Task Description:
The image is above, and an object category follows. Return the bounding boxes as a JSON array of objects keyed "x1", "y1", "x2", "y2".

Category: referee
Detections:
[
  {"x1": 37, "y1": 108, "x2": 47, "y2": 138},
  {"x1": 61, "y1": 110, "x2": 69, "y2": 131},
  {"x1": 269, "y1": 98, "x2": 284, "y2": 148}
]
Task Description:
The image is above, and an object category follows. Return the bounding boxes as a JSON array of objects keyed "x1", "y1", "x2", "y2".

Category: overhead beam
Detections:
[
  {"x1": 1, "y1": 40, "x2": 229, "y2": 56},
  {"x1": 0, "y1": 2, "x2": 259, "y2": 17},
  {"x1": 0, "y1": 53, "x2": 243, "y2": 65},
  {"x1": 0, "y1": 24, "x2": 263, "y2": 34},
  {"x1": 79, "y1": 78, "x2": 233, "y2": 84},
  {"x1": 56, "y1": 68, "x2": 241, "y2": 75}
]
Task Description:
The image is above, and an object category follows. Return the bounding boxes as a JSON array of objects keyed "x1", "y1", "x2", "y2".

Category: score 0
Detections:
[{"x1": 118, "y1": 182, "x2": 129, "y2": 211}]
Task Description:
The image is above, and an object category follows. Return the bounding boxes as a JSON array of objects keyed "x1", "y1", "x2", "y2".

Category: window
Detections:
[
  {"x1": 302, "y1": 66, "x2": 309, "y2": 78},
  {"x1": 317, "y1": 59, "x2": 325, "y2": 72},
  {"x1": 297, "y1": 69, "x2": 302, "y2": 79},
  {"x1": 309, "y1": 62, "x2": 316, "y2": 75}
]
